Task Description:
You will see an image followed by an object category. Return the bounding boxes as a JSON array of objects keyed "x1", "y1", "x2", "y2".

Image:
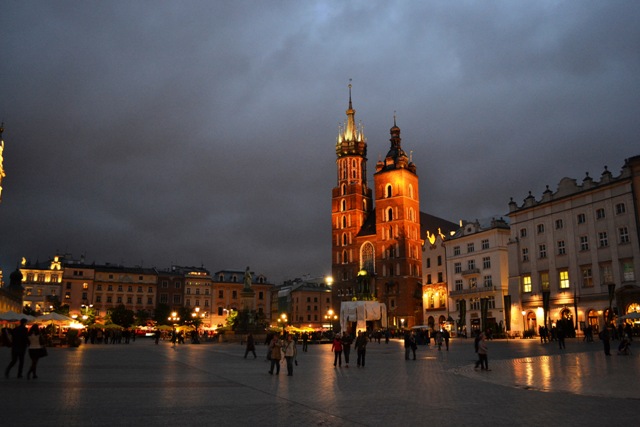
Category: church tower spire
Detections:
[
  {"x1": 331, "y1": 83, "x2": 373, "y2": 288},
  {"x1": 0, "y1": 123, "x2": 6, "y2": 204}
]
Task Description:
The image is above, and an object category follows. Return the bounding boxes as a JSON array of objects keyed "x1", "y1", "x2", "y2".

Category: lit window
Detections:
[
  {"x1": 559, "y1": 270, "x2": 570, "y2": 289},
  {"x1": 523, "y1": 276, "x2": 532, "y2": 293},
  {"x1": 540, "y1": 272, "x2": 549, "y2": 291}
]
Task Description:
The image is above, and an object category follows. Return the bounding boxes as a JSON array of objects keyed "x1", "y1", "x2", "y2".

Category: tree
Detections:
[
  {"x1": 154, "y1": 303, "x2": 171, "y2": 325},
  {"x1": 108, "y1": 304, "x2": 135, "y2": 328},
  {"x1": 135, "y1": 309, "x2": 150, "y2": 326}
]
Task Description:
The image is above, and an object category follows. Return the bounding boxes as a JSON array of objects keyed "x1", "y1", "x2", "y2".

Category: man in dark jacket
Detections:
[{"x1": 5, "y1": 318, "x2": 29, "y2": 378}]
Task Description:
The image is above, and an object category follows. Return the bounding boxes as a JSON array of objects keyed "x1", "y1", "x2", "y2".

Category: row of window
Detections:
[
  {"x1": 520, "y1": 203, "x2": 627, "y2": 238},
  {"x1": 453, "y1": 239, "x2": 490, "y2": 256},
  {"x1": 93, "y1": 295, "x2": 154, "y2": 305},
  {"x1": 454, "y1": 257, "x2": 492, "y2": 273},
  {"x1": 454, "y1": 276, "x2": 494, "y2": 291},
  {"x1": 425, "y1": 256, "x2": 443, "y2": 268},
  {"x1": 455, "y1": 296, "x2": 496, "y2": 311},
  {"x1": 425, "y1": 272, "x2": 444, "y2": 284},
  {"x1": 521, "y1": 227, "x2": 630, "y2": 261},
  {"x1": 521, "y1": 261, "x2": 635, "y2": 293},
  {"x1": 94, "y1": 284, "x2": 154, "y2": 293}
]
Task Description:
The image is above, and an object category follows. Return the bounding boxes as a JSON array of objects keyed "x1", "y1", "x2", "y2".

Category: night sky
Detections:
[{"x1": 1, "y1": 1, "x2": 639, "y2": 284}]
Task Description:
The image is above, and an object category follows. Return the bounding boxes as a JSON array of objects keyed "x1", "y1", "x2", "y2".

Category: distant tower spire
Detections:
[{"x1": 336, "y1": 80, "x2": 366, "y2": 158}]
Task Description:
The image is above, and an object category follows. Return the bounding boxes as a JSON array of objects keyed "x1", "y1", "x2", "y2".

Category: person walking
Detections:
[
  {"x1": 355, "y1": 330, "x2": 367, "y2": 367},
  {"x1": 268, "y1": 335, "x2": 282, "y2": 375},
  {"x1": 341, "y1": 332, "x2": 353, "y2": 368},
  {"x1": 5, "y1": 318, "x2": 29, "y2": 379},
  {"x1": 26, "y1": 324, "x2": 47, "y2": 379},
  {"x1": 170, "y1": 328, "x2": 177, "y2": 348},
  {"x1": 443, "y1": 329, "x2": 450, "y2": 351},
  {"x1": 599, "y1": 326, "x2": 611, "y2": 356},
  {"x1": 478, "y1": 333, "x2": 490, "y2": 371},
  {"x1": 244, "y1": 333, "x2": 257, "y2": 359},
  {"x1": 331, "y1": 333, "x2": 343, "y2": 367},
  {"x1": 557, "y1": 323, "x2": 566, "y2": 350},
  {"x1": 302, "y1": 332, "x2": 309, "y2": 352},
  {"x1": 282, "y1": 334, "x2": 297, "y2": 376},
  {"x1": 474, "y1": 332, "x2": 483, "y2": 370}
]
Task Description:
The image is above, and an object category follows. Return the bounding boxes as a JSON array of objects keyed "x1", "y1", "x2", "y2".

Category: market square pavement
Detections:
[{"x1": 1, "y1": 335, "x2": 638, "y2": 426}]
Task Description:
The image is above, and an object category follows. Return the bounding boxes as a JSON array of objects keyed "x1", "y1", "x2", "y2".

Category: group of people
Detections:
[
  {"x1": 267, "y1": 334, "x2": 298, "y2": 376},
  {"x1": 4, "y1": 318, "x2": 48, "y2": 380},
  {"x1": 331, "y1": 330, "x2": 368, "y2": 367}
]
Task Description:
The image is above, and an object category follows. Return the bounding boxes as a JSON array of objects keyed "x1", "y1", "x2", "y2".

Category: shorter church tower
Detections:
[{"x1": 372, "y1": 118, "x2": 423, "y2": 327}]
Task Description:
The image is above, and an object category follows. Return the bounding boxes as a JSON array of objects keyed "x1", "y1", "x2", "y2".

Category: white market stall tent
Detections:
[{"x1": 339, "y1": 301, "x2": 387, "y2": 333}]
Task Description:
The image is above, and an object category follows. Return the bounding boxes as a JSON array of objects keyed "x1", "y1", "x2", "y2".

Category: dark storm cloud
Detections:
[{"x1": 1, "y1": 1, "x2": 639, "y2": 283}]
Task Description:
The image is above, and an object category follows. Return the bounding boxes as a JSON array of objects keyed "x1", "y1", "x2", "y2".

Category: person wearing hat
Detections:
[{"x1": 5, "y1": 318, "x2": 29, "y2": 379}]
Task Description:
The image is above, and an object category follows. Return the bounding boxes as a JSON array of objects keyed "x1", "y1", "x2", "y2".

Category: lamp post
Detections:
[
  {"x1": 607, "y1": 283, "x2": 616, "y2": 326},
  {"x1": 400, "y1": 318, "x2": 405, "y2": 330},
  {"x1": 521, "y1": 310, "x2": 527, "y2": 338},
  {"x1": 168, "y1": 312, "x2": 180, "y2": 325},
  {"x1": 277, "y1": 313, "x2": 288, "y2": 335},
  {"x1": 325, "y1": 276, "x2": 333, "y2": 287},
  {"x1": 325, "y1": 309, "x2": 338, "y2": 333},
  {"x1": 191, "y1": 307, "x2": 205, "y2": 343}
]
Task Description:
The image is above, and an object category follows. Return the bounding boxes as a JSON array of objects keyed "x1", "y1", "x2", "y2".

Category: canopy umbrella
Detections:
[
  {"x1": 0, "y1": 311, "x2": 35, "y2": 322},
  {"x1": 157, "y1": 325, "x2": 173, "y2": 331},
  {"x1": 103, "y1": 323, "x2": 124, "y2": 330},
  {"x1": 619, "y1": 311, "x2": 640, "y2": 320},
  {"x1": 88, "y1": 323, "x2": 106, "y2": 329},
  {"x1": 35, "y1": 312, "x2": 75, "y2": 324}
]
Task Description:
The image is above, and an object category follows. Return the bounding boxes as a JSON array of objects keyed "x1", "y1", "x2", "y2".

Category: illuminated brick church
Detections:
[{"x1": 331, "y1": 86, "x2": 456, "y2": 329}]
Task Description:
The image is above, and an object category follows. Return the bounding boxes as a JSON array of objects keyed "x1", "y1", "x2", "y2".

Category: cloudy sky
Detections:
[{"x1": 1, "y1": 1, "x2": 639, "y2": 284}]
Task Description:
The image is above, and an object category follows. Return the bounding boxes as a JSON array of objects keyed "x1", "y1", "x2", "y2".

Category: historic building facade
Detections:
[
  {"x1": 331, "y1": 87, "x2": 456, "y2": 329},
  {"x1": 446, "y1": 218, "x2": 511, "y2": 336},
  {"x1": 508, "y1": 156, "x2": 640, "y2": 335}
]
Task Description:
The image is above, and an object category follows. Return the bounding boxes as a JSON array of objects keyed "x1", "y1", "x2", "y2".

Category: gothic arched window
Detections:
[{"x1": 360, "y1": 242, "x2": 375, "y2": 274}]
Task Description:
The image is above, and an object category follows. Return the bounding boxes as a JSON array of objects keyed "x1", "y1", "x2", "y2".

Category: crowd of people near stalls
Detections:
[{"x1": 80, "y1": 328, "x2": 137, "y2": 344}]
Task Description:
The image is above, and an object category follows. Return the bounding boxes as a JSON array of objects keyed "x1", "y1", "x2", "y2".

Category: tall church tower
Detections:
[
  {"x1": 0, "y1": 123, "x2": 6, "y2": 204},
  {"x1": 331, "y1": 85, "x2": 372, "y2": 291},
  {"x1": 373, "y1": 118, "x2": 423, "y2": 326}
]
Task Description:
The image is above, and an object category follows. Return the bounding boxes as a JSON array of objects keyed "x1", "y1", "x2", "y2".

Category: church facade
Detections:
[{"x1": 330, "y1": 87, "x2": 456, "y2": 329}]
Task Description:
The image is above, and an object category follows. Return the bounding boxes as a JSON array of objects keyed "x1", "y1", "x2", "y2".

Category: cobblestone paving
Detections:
[{"x1": 1, "y1": 337, "x2": 637, "y2": 426}]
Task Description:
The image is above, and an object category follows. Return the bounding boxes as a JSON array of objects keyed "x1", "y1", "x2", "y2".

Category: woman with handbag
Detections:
[{"x1": 27, "y1": 324, "x2": 47, "y2": 379}]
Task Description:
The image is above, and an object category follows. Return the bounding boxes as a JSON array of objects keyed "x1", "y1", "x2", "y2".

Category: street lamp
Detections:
[
  {"x1": 521, "y1": 310, "x2": 527, "y2": 338},
  {"x1": 277, "y1": 313, "x2": 288, "y2": 334},
  {"x1": 168, "y1": 312, "x2": 180, "y2": 325},
  {"x1": 400, "y1": 318, "x2": 405, "y2": 329},
  {"x1": 325, "y1": 309, "x2": 338, "y2": 332}
]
